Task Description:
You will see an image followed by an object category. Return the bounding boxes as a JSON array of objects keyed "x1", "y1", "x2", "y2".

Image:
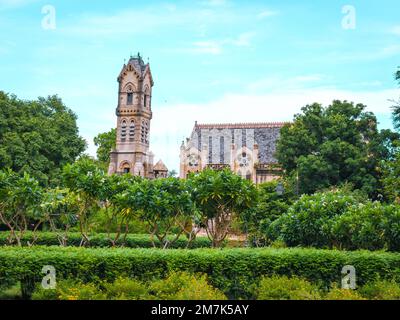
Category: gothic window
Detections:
[
  {"x1": 208, "y1": 136, "x2": 213, "y2": 163},
  {"x1": 121, "y1": 120, "x2": 127, "y2": 140},
  {"x1": 242, "y1": 129, "x2": 247, "y2": 147},
  {"x1": 129, "y1": 120, "x2": 135, "y2": 140},
  {"x1": 220, "y1": 136, "x2": 224, "y2": 164},
  {"x1": 245, "y1": 171, "x2": 252, "y2": 180},
  {"x1": 141, "y1": 121, "x2": 149, "y2": 144},
  {"x1": 231, "y1": 129, "x2": 235, "y2": 144},
  {"x1": 188, "y1": 154, "x2": 199, "y2": 167},
  {"x1": 144, "y1": 94, "x2": 147, "y2": 108},
  {"x1": 127, "y1": 93, "x2": 133, "y2": 105},
  {"x1": 126, "y1": 85, "x2": 134, "y2": 105}
]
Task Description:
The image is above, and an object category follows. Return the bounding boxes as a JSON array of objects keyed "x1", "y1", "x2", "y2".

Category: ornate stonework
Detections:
[
  {"x1": 180, "y1": 122, "x2": 287, "y2": 184},
  {"x1": 108, "y1": 54, "x2": 167, "y2": 178}
]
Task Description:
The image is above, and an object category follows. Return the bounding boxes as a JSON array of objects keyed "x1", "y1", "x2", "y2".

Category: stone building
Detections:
[
  {"x1": 180, "y1": 122, "x2": 286, "y2": 184},
  {"x1": 108, "y1": 54, "x2": 168, "y2": 178}
]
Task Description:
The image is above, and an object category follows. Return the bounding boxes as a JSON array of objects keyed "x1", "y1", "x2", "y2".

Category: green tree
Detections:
[
  {"x1": 189, "y1": 169, "x2": 257, "y2": 247},
  {"x1": 121, "y1": 178, "x2": 197, "y2": 248},
  {"x1": 0, "y1": 170, "x2": 43, "y2": 246},
  {"x1": 0, "y1": 92, "x2": 86, "y2": 186},
  {"x1": 62, "y1": 158, "x2": 105, "y2": 246},
  {"x1": 276, "y1": 100, "x2": 398, "y2": 197},
  {"x1": 94, "y1": 128, "x2": 116, "y2": 168}
]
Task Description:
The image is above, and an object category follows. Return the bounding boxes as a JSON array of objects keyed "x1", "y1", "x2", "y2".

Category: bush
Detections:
[
  {"x1": 324, "y1": 287, "x2": 366, "y2": 300},
  {"x1": 256, "y1": 276, "x2": 321, "y2": 300},
  {"x1": 1, "y1": 246, "x2": 400, "y2": 299},
  {"x1": 148, "y1": 272, "x2": 226, "y2": 300},
  {"x1": 332, "y1": 202, "x2": 400, "y2": 251},
  {"x1": 32, "y1": 280, "x2": 106, "y2": 300},
  {"x1": 32, "y1": 272, "x2": 226, "y2": 300},
  {"x1": 359, "y1": 280, "x2": 400, "y2": 300},
  {"x1": 0, "y1": 231, "x2": 213, "y2": 249},
  {"x1": 270, "y1": 190, "x2": 362, "y2": 248}
]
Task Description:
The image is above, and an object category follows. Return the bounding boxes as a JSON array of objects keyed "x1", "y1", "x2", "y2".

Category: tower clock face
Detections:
[{"x1": 238, "y1": 152, "x2": 250, "y2": 167}]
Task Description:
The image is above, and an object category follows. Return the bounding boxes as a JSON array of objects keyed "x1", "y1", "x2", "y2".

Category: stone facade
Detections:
[
  {"x1": 180, "y1": 122, "x2": 286, "y2": 184},
  {"x1": 108, "y1": 54, "x2": 167, "y2": 178}
]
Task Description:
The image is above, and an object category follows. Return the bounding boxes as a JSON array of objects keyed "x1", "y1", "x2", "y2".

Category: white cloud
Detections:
[
  {"x1": 190, "y1": 41, "x2": 222, "y2": 55},
  {"x1": 257, "y1": 10, "x2": 279, "y2": 19},
  {"x1": 390, "y1": 25, "x2": 400, "y2": 36},
  {"x1": 226, "y1": 32, "x2": 256, "y2": 47}
]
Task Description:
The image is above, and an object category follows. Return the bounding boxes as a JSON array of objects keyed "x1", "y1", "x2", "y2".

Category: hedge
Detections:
[
  {"x1": 0, "y1": 232, "x2": 212, "y2": 249},
  {"x1": 0, "y1": 246, "x2": 399, "y2": 299}
]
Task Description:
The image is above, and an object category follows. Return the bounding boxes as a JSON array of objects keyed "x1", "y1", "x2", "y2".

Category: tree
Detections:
[
  {"x1": 98, "y1": 173, "x2": 140, "y2": 247},
  {"x1": 0, "y1": 92, "x2": 86, "y2": 186},
  {"x1": 241, "y1": 180, "x2": 297, "y2": 246},
  {"x1": 121, "y1": 178, "x2": 197, "y2": 248},
  {"x1": 94, "y1": 128, "x2": 116, "y2": 168},
  {"x1": 189, "y1": 169, "x2": 257, "y2": 247},
  {"x1": 0, "y1": 170, "x2": 43, "y2": 246},
  {"x1": 62, "y1": 158, "x2": 105, "y2": 246},
  {"x1": 276, "y1": 100, "x2": 399, "y2": 197}
]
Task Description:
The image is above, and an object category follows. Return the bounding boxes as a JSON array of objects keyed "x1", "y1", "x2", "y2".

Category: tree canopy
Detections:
[
  {"x1": 393, "y1": 67, "x2": 400, "y2": 131},
  {"x1": 93, "y1": 128, "x2": 116, "y2": 167},
  {"x1": 0, "y1": 92, "x2": 86, "y2": 186},
  {"x1": 276, "y1": 100, "x2": 399, "y2": 197}
]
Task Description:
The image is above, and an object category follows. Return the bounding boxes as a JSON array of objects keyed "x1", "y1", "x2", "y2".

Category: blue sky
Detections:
[{"x1": 0, "y1": 0, "x2": 399, "y2": 172}]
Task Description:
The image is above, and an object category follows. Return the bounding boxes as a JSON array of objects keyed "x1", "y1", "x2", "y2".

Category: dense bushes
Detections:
[
  {"x1": 28, "y1": 273, "x2": 400, "y2": 301},
  {"x1": 269, "y1": 190, "x2": 400, "y2": 251},
  {"x1": 0, "y1": 232, "x2": 212, "y2": 249},
  {"x1": 1, "y1": 246, "x2": 400, "y2": 299},
  {"x1": 31, "y1": 272, "x2": 226, "y2": 300}
]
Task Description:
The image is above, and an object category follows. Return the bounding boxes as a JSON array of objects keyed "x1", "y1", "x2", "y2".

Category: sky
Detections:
[{"x1": 0, "y1": 0, "x2": 399, "y2": 172}]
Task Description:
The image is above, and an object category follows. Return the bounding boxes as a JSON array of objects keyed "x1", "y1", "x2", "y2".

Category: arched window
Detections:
[
  {"x1": 121, "y1": 120, "x2": 127, "y2": 140},
  {"x1": 126, "y1": 84, "x2": 134, "y2": 105},
  {"x1": 141, "y1": 121, "x2": 149, "y2": 144},
  {"x1": 129, "y1": 120, "x2": 135, "y2": 140}
]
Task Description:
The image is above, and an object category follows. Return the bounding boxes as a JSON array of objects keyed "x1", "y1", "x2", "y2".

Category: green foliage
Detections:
[
  {"x1": 32, "y1": 279, "x2": 106, "y2": 300},
  {"x1": 270, "y1": 189, "x2": 362, "y2": 248},
  {"x1": 148, "y1": 272, "x2": 226, "y2": 300},
  {"x1": 276, "y1": 100, "x2": 399, "y2": 197},
  {"x1": 0, "y1": 92, "x2": 86, "y2": 186},
  {"x1": 381, "y1": 150, "x2": 400, "y2": 203},
  {"x1": 0, "y1": 231, "x2": 213, "y2": 248},
  {"x1": 0, "y1": 170, "x2": 44, "y2": 246},
  {"x1": 190, "y1": 169, "x2": 257, "y2": 247},
  {"x1": 31, "y1": 272, "x2": 226, "y2": 300},
  {"x1": 241, "y1": 180, "x2": 297, "y2": 246},
  {"x1": 324, "y1": 287, "x2": 366, "y2": 300},
  {"x1": 332, "y1": 202, "x2": 400, "y2": 251},
  {"x1": 359, "y1": 279, "x2": 400, "y2": 300},
  {"x1": 93, "y1": 128, "x2": 116, "y2": 169},
  {"x1": 2, "y1": 246, "x2": 400, "y2": 300},
  {"x1": 256, "y1": 275, "x2": 321, "y2": 300}
]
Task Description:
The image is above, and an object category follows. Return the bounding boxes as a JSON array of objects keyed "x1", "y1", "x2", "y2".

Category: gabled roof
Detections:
[
  {"x1": 194, "y1": 122, "x2": 288, "y2": 130},
  {"x1": 154, "y1": 160, "x2": 168, "y2": 172}
]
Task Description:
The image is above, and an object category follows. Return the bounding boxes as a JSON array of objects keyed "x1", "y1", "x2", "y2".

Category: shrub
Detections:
[
  {"x1": 256, "y1": 275, "x2": 321, "y2": 300},
  {"x1": 359, "y1": 280, "x2": 400, "y2": 300},
  {"x1": 148, "y1": 272, "x2": 226, "y2": 300},
  {"x1": 269, "y1": 190, "x2": 363, "y2": 248},
  {"x1": 32, "y1": 272, "x2": 225, "y2": 300},
  {"x1": 32, "y1": 280, "x2": 106, "y2": 300},
  {"x1": 332, "y1": 202, "x2": 400, "y2": 251},
  {"x1": 1, "y1": 246, "x2": 400, "y2": 300},
  {"x1": 324, "y1": 287, "x2": 366, "y2": 300},
  {"x1": 0, "y1": 231, "x2": 213, "y2": 249},
  {"x1": 102, "y1": 277, "x2": 149, "y2": 300}
]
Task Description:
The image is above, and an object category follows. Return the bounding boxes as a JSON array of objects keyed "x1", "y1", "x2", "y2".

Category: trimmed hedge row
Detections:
[
  {"x1": 0, "y1": 246, "x2": 399, "y2": 299},
  {"x1": 0, "y1": 232, "x2": 212, "y2": 249}
]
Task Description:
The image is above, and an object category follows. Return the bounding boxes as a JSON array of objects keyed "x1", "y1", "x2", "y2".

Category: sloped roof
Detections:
[
  {"x1": 194, "y1": 122, "x2": 288, "y2": 130},
  {"x1": 154, "y1": 160, "x2": 168, "y2": 172}
]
